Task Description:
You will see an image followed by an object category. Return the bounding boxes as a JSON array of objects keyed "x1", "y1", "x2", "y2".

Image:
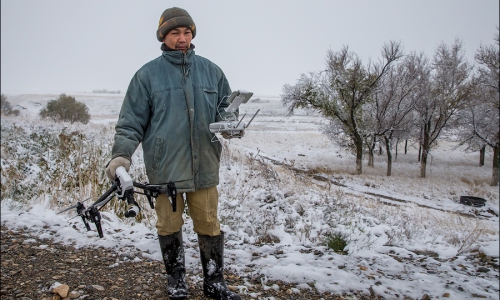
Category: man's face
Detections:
[{"x1": 163, "y1": 27, "x2": 192, "y2": 53}]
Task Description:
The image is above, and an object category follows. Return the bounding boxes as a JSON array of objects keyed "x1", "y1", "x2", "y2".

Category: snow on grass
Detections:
[{"x1": 1, "y1": 93, "x2": 498, "y2": 299}]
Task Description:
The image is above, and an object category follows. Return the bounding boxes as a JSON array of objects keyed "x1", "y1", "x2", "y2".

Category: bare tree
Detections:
[
  {"x1": 366, "y1": 53, "x2": 426, "y2": 176},
  {"x1": 282, "y1": 41, "x2": 403, "y2": 174},
  {"x1": 415, "y1": 39, "x2": 475, "y2": 178},
  {"x1": 469, "y1": 28, "x2": 500, "y2": 186}
]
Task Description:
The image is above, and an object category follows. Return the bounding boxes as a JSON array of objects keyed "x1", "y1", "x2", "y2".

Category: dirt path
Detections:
[{"x1": 258, "y1": 154, "x2": 497, "y2": 221}]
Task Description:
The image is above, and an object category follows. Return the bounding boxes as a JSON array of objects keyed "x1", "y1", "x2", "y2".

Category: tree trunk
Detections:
[
  {"x1": 479, "y1": 145, "x2": 486, "y2": 167},
  {"x1": 404, "y1": 139, "x2": 408, "y2": 155},
  {"x1": 368, "y1": 151, "x2": 374, "y2": 167},
  {"x1": 418, "y1": 143, "x2": 422, "y2": 162},
  {"x1": 355, "y1": 138, "x2": 363, "y2": 175},
  {"x1": 420, "y1": 149, "x2": 428, "y2": 178},
  {"x1": 385, "y1": 137, "x2": 393, "y2": 176},
  {"x1": 418, "y1": 125, "x2": 423, "y2": 162},
  {"x1": 420, "y1": 122, "x2": 430, "y2": 178},
  {"x1": 368, "y1": 136, "x2": 375, "y2": 167},
  {"x1": 395, "y1": 139, "x2": 399, "y2": 161},
  {"x1": 491, "y1": 144, "x2": 499, "y2": 186}
]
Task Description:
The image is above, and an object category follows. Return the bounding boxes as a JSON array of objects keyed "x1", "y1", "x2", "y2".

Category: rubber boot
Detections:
[
  {"x1": 198, "y1": 232, "x2": 241, "y2": 300},
  {"x1": 158, "y1": 231, "x2": 187, "y2": 299}
]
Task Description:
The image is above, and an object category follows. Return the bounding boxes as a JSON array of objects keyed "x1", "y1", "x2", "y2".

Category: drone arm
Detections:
[
  {"x1": 133, "y1": 182, "x2": 177, "y2": 212},
  {"x1": 92, "y1": 182, "x2": 118, "y2": 206}
]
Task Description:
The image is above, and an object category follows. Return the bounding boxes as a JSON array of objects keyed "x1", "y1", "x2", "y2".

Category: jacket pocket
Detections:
[
  {"x1": 203, "y1": 88, "x2": 217, "y2": 94},
  {"x1": 203, "y1": 88, "x2": 218, "y2": 106},
  {"x1": 153, "y1": 137, "x2": 164, "y2": 171},
  {"x1": 202, "y1": 88, "x2": 218, "y2": 122}
]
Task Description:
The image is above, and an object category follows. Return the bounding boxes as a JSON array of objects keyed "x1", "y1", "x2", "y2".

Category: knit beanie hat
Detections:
[{"x1": 156, "y1": 7, "x2": 196, "y2": 42}]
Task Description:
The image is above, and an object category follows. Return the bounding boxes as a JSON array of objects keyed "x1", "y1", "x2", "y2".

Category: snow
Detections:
[{"x1": 1, "y1": 92, "x2": 499, "y2": 299}]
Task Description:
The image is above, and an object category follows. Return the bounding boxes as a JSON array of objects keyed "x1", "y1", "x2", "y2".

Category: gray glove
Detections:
[
  {"x1": 221, "y1": 130, "x2": 245, "y2": 139},
  {"x1": 105, "y1": 157, "x2": 131, "y2": 181}
]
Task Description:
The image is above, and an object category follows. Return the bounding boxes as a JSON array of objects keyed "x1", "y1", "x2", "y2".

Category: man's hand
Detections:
[
  {"x1": 221, "y1": 130, "x2": 245, "y2": 139},
  {"x1": 105, "y1": 157, "x2": 131, "y2": 181}
]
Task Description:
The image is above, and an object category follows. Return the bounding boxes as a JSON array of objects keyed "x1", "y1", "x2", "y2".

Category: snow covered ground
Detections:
[{"x1": 1, "y1": 92, "x2": 499, "y2": 299}]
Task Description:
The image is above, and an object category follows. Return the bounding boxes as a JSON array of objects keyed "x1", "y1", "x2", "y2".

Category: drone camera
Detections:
[{"x1": 116, "y1": 167, "x2": 141, "y2": 218}]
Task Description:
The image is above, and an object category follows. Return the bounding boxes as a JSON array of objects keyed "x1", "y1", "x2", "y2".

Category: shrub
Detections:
[
  {"x1": 39, "y1": 93, "x2": 91, "y2": 124},
  {"x1": 1, "y1": 94, "x2": 19, "y2": 116},
  {"x1": 1, "y1": 94, "x2": 12, "y2": 114},
  {"x1": 325, "y1": 233, "x2": 348, "y2": 254}
]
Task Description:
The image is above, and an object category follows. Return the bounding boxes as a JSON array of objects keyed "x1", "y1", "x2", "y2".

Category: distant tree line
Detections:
[
  {"x1": 92, "y1": 89, "x2": 121, "y2": 94},
  {"x1": 282, "y1": 28, "x2": 499, "y2": 186}
]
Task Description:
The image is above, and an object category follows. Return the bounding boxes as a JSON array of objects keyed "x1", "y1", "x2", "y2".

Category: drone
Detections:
[
  {"x1": 57, "y1": 167, "x2": 177, "y2": 238},
  {"x1": 209, "y1": 90, "x2": 260, "y2": 137}
]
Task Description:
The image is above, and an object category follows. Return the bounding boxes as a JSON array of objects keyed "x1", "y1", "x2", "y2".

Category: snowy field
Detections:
[{"x1": 1, "y1": 92, "x2": 499, "y2": 299}]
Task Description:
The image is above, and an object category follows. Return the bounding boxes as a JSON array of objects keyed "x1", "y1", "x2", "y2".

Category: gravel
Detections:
[{"x1": 1, "y1": 225, "x2": 377, "y2": 300}]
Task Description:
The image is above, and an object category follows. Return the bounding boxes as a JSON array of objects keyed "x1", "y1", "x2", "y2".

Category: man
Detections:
[{"x1": 105, "y1": 7, "x2": 241, "y2": 300}]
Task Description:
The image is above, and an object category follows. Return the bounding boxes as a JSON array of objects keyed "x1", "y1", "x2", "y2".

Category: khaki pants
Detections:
[{"x1": 155, "y1": 186, "x2": 221, "y2": 236}]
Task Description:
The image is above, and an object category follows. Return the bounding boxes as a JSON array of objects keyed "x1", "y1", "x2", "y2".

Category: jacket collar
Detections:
[{"x1": 161, "y1": 44, "x2": 195, "y2": 65}]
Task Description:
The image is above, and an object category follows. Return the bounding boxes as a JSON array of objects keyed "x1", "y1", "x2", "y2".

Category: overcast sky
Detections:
[{"x1": 1, "y1": 0, "x2": 499, "y2": 97}]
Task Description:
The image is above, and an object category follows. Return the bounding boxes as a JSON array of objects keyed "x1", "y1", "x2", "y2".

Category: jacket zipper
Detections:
[
  {"x1": 182, "y1": 52, "x2": 189, "y2": 78},
  {"x1": 182, "y1": 51, "x2": 197, "y2": 181}
]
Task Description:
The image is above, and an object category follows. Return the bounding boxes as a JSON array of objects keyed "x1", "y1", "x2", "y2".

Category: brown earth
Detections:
[{"x1": 0, "y1": 225, "x2": 380, "y2": 300}]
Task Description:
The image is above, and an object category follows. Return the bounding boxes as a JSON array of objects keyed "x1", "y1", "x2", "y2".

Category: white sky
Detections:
[{"x1": 1, "y1": 0, "x2": 499, "y2": 96}]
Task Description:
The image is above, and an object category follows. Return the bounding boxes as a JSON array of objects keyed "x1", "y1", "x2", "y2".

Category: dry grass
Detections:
[{"x1": 1, "y1": 115, "x2": 498, "y2": 258}]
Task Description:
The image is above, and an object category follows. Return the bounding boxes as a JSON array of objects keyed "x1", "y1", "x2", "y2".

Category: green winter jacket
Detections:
[{"x1": 111, "y1": 46, "x2": 233, "y2": 192}]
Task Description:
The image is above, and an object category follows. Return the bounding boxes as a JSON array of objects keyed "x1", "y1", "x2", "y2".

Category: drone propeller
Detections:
[{"x1": 56, "y1": 197, "x2": 93, "y2": 215}]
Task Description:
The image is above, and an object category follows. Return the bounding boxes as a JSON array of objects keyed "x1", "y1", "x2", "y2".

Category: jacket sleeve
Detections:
[
  {"x1": 111, "y1": 71, "x2": 151, "y2": 162},
  {"x1": 216, "y1": 70, "x2": 237, "y2": 122}
]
